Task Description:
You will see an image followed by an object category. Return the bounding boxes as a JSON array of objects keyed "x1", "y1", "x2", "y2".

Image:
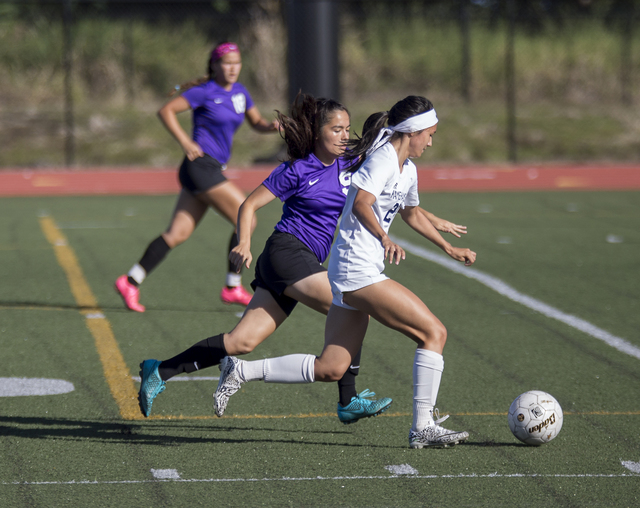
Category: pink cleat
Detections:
[
  {"x1": 220, "y1": 285, "x2": 252, "y2": 306},
  {"x1": 115, "y1": 275, "x2": 145, "y2": 312}
]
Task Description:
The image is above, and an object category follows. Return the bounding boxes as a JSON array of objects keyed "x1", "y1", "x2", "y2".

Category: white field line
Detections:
[
  {"x1": 391, "y1": 236, "x2": 640, "y2": 361},
  {"x1": 3, "y1": 472, "x2": 638, "y2": 486}
]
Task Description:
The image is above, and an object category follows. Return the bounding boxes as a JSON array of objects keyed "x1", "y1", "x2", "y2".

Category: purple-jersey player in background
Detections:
[
  {"x1": 115, "y1": 42, "x2": 278, "y2": 313},
  {"x1": 137, "y1": 94, "x2": 465, "y2": 422}
]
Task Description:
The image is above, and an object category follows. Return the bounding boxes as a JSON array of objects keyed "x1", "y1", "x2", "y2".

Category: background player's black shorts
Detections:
[
  {"x1": 178, "y1": 154, "x2": 227, "y2": 195},
  {"x1": 252, "y1": 231, "x2": 327, "y2": 316}
]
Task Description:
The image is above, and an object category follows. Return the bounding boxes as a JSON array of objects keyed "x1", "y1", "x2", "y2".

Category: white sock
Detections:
[
  {"x1": 412, "y1": 348, "x2": 444, "y2": 432},
  {"x1": 265, "y1": 354, "x2": 315, "y2": 383},
  {"x1": 236, "y1": 354, "x2": 315, "y2": 384},
  {"x1": 237, "y1": 359, "x2": 265, "y2": 382},
  {"x1": 128, "y1": 263, "x2": 146, "y2": 285},
  {"x1": 226, "y1": 272, "x2": 242, "y2": 287}
]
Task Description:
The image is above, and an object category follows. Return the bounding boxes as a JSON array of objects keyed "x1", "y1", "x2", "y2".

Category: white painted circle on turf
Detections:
[{"x1": 0, "y1": 377, "x2": 75, "y2": 397}]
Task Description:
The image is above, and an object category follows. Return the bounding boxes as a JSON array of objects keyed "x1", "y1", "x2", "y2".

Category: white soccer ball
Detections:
[{"x1": 508, "y1": 390, "x2": 563, "y2": 445}]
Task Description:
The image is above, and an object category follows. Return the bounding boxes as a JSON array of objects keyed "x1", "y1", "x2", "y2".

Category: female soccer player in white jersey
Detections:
[
  {"x1": 138, "y1": 94, "x2": 467, "y2": 425},
  {"x1": 214, "y1": 96, "x2": 477, "y2": 448}
]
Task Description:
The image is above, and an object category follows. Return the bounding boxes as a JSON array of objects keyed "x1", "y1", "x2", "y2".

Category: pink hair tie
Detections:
[{"x1": 211, "y1": 42, "x2": 239, "y2": 62}]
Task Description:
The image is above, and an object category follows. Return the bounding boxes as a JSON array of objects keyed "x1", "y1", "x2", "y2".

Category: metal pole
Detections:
[
  {"x1": 124, "y1": 21, "x2": 135, "y2": 104},
  {"x1": 505, "y1": 0, "x2": 517, "y2": 163},
  {"x1": 63, "y1": 0, "x2": 75, "y2": 167},
  {"x1": 460, "y1": 0, "x2": 471, "y2": 103},
  {"x1": 287, "y1": 0, "x2": 340, "y2": 103},
  {"x1": 620, "y1": 5, "x2": 633, "y2": 105}
]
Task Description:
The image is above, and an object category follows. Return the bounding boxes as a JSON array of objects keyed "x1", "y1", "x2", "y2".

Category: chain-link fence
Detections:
[{"x1": 1, "y1": 0, "x2": 638, "y2": 168}]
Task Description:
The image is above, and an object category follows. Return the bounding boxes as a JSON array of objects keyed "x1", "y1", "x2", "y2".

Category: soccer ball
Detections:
[{"x1": 508, "y1": 390, "x2": 563, "y2": 445}]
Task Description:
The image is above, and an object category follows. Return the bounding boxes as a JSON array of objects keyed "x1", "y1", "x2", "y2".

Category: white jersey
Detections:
[{"x1": 328, "y1": 142, "x2": 420, "y2": 294}]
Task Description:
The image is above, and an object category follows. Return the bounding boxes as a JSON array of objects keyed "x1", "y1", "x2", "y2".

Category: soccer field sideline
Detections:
[{"x1": 2, "y1": 163, "x2": 640, "y2": 197}]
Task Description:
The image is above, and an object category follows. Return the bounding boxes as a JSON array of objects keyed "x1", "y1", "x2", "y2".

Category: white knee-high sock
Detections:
[
  {"x1": 237, "y1": 354, "x2": 315, "y2": 384},
  {"x1": 412, "y1": 348, "x2": 444, "y2": 432}
]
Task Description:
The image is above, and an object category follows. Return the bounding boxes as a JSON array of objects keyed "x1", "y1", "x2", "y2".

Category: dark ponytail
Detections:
[
  {"x1": 276, "y1": 93, "x2": 350, "y2": 162},
  {"x1": 345, "y1": 96, "x2": 434, "y2": 170}
]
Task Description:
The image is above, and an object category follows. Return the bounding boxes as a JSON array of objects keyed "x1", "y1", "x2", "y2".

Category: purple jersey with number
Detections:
[
  {"x1": 181, "y1": 81, "x2": 255, "y2": 164},
  {"x1": 263, "y1": 154, "x2": 354, "y2": 263}
]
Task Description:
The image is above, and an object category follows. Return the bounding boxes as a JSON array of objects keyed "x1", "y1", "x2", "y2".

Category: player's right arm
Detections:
[
  {"x1": 158, "y1": 96, "x2": 203, "y2": 161},
  {"x1": 230, "y1": 185, "x2": 277, "y2": 272}
]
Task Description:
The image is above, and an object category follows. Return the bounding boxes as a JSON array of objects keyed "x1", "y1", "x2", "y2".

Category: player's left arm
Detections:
[
  {"x1": 400, "y1": 206, "x2": 476, "y2": 266},
  {"x1": 245, "y1": 106, "x2": 280, "y2": 133},
  {"x1": 418, "y1": 208, "x2": 467, "y2": 238}
]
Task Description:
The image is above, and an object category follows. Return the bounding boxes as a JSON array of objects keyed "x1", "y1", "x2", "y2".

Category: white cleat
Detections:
[
  {"x1": 408, "y1": 410, "x2": 469, "y2": 449},
  {"x1": 213, "y1": 356, "x2": 244, "y2": 417}
]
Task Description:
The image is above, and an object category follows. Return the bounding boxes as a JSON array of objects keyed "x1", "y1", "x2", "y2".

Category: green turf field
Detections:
[{"x1": 1, "y1": 191, "x2": 639, "y2": 507}]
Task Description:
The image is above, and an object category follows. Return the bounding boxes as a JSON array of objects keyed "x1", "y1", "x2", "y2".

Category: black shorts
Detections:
[
  {"x1": 252, "y1": 231, "x2": 327, "y2": 316},
  {"x1": 178, "y1": 154, "x2": 227, "y2": 195}
]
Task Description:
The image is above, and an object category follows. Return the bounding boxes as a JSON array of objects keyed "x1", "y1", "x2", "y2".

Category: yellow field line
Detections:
[{"x1": 39, "y1": 215, "x2": 143, "y2": 421}]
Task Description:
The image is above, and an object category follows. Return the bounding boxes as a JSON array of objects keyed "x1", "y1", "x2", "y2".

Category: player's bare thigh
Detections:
[
  {"x1": 283, "y1": 271, "x2": 333, "y2": 315},
  {"x1": 344, "y1": 278, "x2": 447, "y2": 353},
  {"x1": 198, "y1": 180, "x2": 249, "y2": 228}
]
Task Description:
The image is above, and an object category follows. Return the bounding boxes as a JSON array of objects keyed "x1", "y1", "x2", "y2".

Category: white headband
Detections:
[{"x1": 366, "y1": 109, "x2": 438, "y2": 156}]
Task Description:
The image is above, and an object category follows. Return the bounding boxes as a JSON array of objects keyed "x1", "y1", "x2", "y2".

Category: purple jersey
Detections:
[
  {"x1": 263, "y1": 154, "x2": 353, "y2": 263},
  {"x1": 182, "y1": 81, "x2": 255, "y2": 164}
]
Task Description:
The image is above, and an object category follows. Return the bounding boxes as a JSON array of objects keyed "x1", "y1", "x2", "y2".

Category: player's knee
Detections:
[
  {"x1": 315, "y1": 360, "x2": 349, "y2": 382},
  {"x1": 226, "y1": 336, "x2": 258, "y2": 356},
  {"x1": 416, "y1": 322, "x2": 447, "y2": 350},
  {"x1": 431, "y1": 322, "x2": 447, "y2": 349},
  {"x1": 163, "y1": 229, "x2": 191, "y2": 247}
]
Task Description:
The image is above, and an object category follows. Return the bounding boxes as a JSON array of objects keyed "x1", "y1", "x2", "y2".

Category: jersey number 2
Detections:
[{"x1": 383, "y1": 203, "x2": 400, "y2": 223}]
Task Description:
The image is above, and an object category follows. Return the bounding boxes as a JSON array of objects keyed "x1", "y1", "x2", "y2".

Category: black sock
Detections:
[
  {"x1": 127, "y1": 276, "x2": 139, "y2": 287},
  {"x1": 139, "y1": 236, "x2": 171, "y2": 276},
  {"x1": 158, "y1": 334, "x2": 227, "y2": 381},
  {"x1": 227, "y1": 231, "x2": 240, "y2": 281},
  {"x1": 338, "y1": 348, "x2": 362, "y2": 407}
]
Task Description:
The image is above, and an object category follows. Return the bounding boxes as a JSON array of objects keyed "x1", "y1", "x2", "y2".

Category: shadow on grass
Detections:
[
  {"x1": 0, "y1": 300, "x2": 247, "y2": 315},
  {"x1": 464, "y1": 440, "x2": 522, "y2": 448},
  {"x1": 0, "y1": 415, "x2": 385, "y2": 448},
  {"x1": 0, "y1": 416, "x2": 520, "y2": 449}
]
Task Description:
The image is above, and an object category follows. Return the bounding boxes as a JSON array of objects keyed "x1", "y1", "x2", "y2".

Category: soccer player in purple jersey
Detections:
[
  {"x1": 214, "y1": 96, "x2": 478, "y2": 449},
  {"x1": 138, "y1": 94, "x2": 467, "y2": 423},
  {"x1": 115, "y1": 42, "x2": 278, "y2": 313}
]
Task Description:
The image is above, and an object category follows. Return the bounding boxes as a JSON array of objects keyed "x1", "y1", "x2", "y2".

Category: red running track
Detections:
[{"x1": 1, "y1": 164, "x2": 639, "y2": 196}]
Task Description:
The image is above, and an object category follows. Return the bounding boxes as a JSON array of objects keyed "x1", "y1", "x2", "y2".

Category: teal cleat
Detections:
[
  {"x1": 337, "y1": 388, "x2": 392, "y2": 424},
  {"x1": 138, "y1": 359, "x2": 166, "y2": 417}
]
